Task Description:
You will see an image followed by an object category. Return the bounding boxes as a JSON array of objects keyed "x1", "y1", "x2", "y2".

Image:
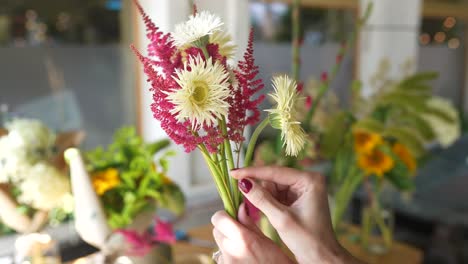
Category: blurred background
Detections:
[{"x1": 1, "y1": 0, "x2": 468, "y2": 263}]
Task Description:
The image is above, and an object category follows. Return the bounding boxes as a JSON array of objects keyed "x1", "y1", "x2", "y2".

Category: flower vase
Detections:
[
  {"x1": 65, "y1": 148, "x2": 112, "y2": 249},
  {"x1": 360, "y1": 203, "x2": 394, "y2": 254}
]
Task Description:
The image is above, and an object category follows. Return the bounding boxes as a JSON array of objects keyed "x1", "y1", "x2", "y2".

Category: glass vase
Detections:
[{"x1": 360, "y1": 203, "x2": 394, "y2": 254}]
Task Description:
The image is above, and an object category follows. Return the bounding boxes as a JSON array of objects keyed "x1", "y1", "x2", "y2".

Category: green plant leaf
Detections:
[
  {"x1": 383, "y1": 127, "x2": 425, "y2": 158},
  {"x1": 385, "y1": 161, "x2": 414, "y2": 191},
  {"x1": 146, "y1": 139, "x2": 171, "y2": 155},
  {"x1": 321, "y1": 112, "x2": 354, "y2": 158}
]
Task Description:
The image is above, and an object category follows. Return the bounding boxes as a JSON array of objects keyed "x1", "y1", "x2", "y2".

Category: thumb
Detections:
[{"x1": 238, "y1": 178, "x2": 290, "y2": 232}]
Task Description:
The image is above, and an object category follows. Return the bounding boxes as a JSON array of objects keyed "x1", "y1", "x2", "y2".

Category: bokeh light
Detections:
[
  {"x1": 448, "y1": 38, "x2": 460, "y2": 49},
  {"x1": 419, "y1": 33, "x2": 431, "y2": 45},
  {"x1": 443, "y1": 17, "x2": 456, "y2": 29},
  {"x1": 434, "y1": 32, "x2": 446, "y2": 43}
]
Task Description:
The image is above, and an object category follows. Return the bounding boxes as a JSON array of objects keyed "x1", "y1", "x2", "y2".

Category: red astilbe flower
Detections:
[
  {"x1": 133, "y1": 0, "x2": 181, "y2": 77},
  {"x1": 228, "y1": 29, "x2": 265, "y2": 143},
  {"x1": 132, "y1": 48, "x2": 201, "y2": 152}
]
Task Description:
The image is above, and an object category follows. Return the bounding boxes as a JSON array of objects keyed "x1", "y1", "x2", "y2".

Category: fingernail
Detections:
[{"x1": 239, "y1": 179, "x2": 252, "y2": 193}]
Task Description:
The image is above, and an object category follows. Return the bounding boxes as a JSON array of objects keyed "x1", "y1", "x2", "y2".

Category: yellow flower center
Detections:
[{"x1": 191, "y1": 80, "x2": 209, "y2": 105}]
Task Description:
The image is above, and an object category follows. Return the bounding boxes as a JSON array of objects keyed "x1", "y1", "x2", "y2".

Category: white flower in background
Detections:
[
  {"x1": 209, "y1": 31, "x2": 237, "y2": 59},
  {"x1": 0, "y1": 118, "x2": 57, "y2": 183},
  {"x1": 422, "y1": 97, "x2": 460, "y2": 147},
  {"x1": 17, "y1": 162, "x2": 70, "y2": 211},
  {"x1": 168, "y1": 55, "x2": 230, "y2": 128},
  {"x1": 173, "y1": 11, "x2": 223, "y2": 47},
  {"x1": 267, "y1": 75, "x2": 306, "y2": 156},
  {"x1": 0, "y1": 136, "x2": 30, "y2": 183},
  {"x1": 6, "y1": 118, "x2": 56, "y2": 160}
]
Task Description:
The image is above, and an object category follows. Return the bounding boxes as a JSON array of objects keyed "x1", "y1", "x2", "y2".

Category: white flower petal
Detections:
[
  {"x1": 266, "y1": 75, "x2": 306, "y2": 156},
  {"x1": 173, "y1": 11, "x2": 223, "y2": 47},
  {"x1": 167, "y1": 55, "x2": 231, "y2": 129}
]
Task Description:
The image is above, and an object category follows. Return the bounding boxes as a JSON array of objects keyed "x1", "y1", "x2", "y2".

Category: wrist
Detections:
[{"x1": 296, "y1": 238, "x2": 358, "y2": 264}]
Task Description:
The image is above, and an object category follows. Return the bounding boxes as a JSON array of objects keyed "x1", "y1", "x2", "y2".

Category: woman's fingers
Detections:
[
  {"x1": 238, "y1": 203, "x2": 262, "y2": 235},
  {"x1": 231, "y1": 166, "x2": 305, "y2": 187},
  {"x1": 211, "y1": 211, "x2": 248, "y2": 241},
  {"x1": 237, "y1": 178, "x2": 296, "y2": 232}
]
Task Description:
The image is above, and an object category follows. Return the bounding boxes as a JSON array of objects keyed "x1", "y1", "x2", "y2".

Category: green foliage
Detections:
[
  {"x1": 86, "y1": 127, "x2": 185, "y2": 229},
  {"x1": 321, "y1": 112, "x2": 354, "y2": 159},
  {"x1": 383, "y1": 127, "x2": 425, "y2": 158}
]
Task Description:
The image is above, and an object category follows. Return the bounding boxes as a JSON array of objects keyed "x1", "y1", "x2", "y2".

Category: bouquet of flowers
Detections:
[
  {"x1": 0, "y1": 118, "x2": 78, "y2": 234},
  {"x1": 66, "y1": 127, "x2": 184, "y2": 259},
  {"x1": 320, "y1": 60, "x2": 461, "y2": 231},
  {"x1": 85, "y1": 127, "x2": 185, "y2": 229},
  {"x1": 132, "y1": 2, "x2": 305, "y2": 218}
]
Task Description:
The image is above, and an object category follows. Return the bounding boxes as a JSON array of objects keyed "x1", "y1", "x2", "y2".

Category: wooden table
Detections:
[
  {"x1": 338, "y1": 225, "x2": 423, "y2": 264},
  {"x1": 174, "y1": 224, "x2": 423, "y2": 264}
]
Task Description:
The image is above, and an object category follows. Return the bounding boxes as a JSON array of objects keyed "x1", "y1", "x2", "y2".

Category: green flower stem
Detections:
[
  {"x1": 291, "y1": 0, "x2": 301, "y2": 82},
  {"x1": 303, "y1": 3, "x2": 373, "y2": 132},
  {"x1": 373, "y1": 202, "x2": 393, "y2": 248},
  {"x1": 200, "y1": 45, "x2": 210, "y2": 61},
  {"x1": 221, "y1": 117, "x2": 240, "y2": 210},
  {"x1": 198, "y1": 145, "x2": 236, "y2": 218},
  {"x1": 244, "y1": 118, "x2": 270, "y2": 167},
  {"x1": 332, "y1": 168, "x2": 363, "y2": 230},
  {"x1": 211, "y1": 152, "x2": 233, "y2": 201}
]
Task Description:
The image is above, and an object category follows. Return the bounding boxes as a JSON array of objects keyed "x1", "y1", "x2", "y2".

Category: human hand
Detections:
[
  {"x1": 231, "y1": 166, "x2": 360, "y2": 264},
  {"x1": 211, "y1": 203, "x2": 294, "y2": 264}
]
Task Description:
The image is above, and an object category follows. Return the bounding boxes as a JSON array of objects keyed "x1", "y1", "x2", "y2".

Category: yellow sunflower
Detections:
[
  {"x1": 92, "y1": 168, "x2": 121, "y2": 195},
  {"x1": 358, "y1": 148, "x2": 395, "y2": 177},
  {"x1": 353, "y1": 130, "x2": 383, "y2": 154},
  {"x1": 392, "y1": 143, "x2": 417, "y2": 175}
]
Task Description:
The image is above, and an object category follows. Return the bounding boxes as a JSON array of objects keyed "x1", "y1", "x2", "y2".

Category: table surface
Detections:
[{"x1": 174, "y1": 224, "x2": 423, "y2": 264}]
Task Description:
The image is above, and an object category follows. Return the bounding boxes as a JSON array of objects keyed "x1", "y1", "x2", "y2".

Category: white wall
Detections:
[{"x1": 358, "y1": 0, "x2": 422, "y2": 96}]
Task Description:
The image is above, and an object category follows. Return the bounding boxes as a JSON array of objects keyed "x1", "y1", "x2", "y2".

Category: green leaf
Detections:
[
  {"x1": 379, "y1": 91, "x2": 431, "y2": 108},
  {"x1": 398, "y1": 112, "x2": 436, "y2": 141},
  {"x1": 353, "y1": 118, "x2": 385, "y2": 133},
  {"x1": 383, "y1": 127, "x2": 425, "y2": 158},
  {"x1": 146, "y1": 139, "x2": 171, "y2": 155},
  {"x1": 158, "y1": 184, "x2": 186, "y2": 216},
  {"x1": 160, "y1": 159, "x2": 170, "y2": 173},
  {"x1": 385, "y1": 161, "x2": 414, "y2": 191},
  {"x1": 321, "y1": 112, "x2": 353, "y2": 158},
  {"x1": 399, "y1": 71, "x2": 438, "y2": 89}
]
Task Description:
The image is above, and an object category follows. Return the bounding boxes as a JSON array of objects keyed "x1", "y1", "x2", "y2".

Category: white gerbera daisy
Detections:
[
  {"x1": 168, "y1": 55, "x2": 231, "y2": 129},
  {"x1": 173, "y1": 11, "x2": 223, "y2": 47},
  {"x1": 267, "y1": 75, "x2": 306, "y2": 156}
]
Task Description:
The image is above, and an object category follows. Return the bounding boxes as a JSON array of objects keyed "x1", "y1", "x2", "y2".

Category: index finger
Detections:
[{"x1": 230, "y1": 166, "x2": 305, "y2": 187}]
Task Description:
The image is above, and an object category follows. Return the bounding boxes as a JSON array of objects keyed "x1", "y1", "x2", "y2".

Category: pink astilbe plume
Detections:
[
  {"x1": 133, "y1": 0, "x2": 181, "y2": 77},
  {"x1": 131, "y1": 1, "x2": 228, "y2": 153},
  {"x1": 132, "y1": 48, "x2": 201, "y2": 152},
  {"x1": 229, "y1": 29, "x2": 265, "y2": 143}
]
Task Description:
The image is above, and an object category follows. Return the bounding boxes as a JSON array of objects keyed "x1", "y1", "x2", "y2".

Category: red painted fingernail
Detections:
[
  {"x1": 239, "y1": 179, "x2": 252, "y2": 193},
  {"x1": 245, "y1": 203, "x2": 250, "y2": 216}
]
